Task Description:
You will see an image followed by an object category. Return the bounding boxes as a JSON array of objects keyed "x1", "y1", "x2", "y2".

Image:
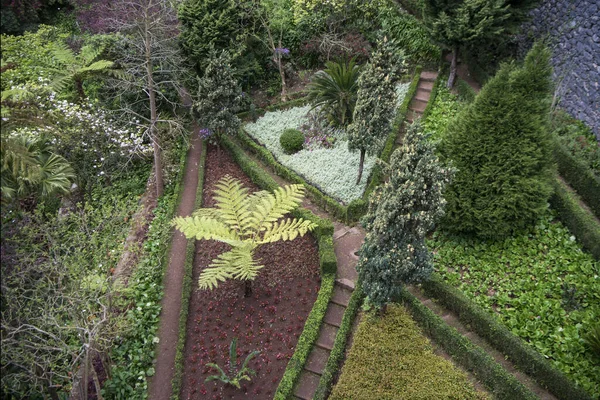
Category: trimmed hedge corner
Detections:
[
  {"x1": 421, "y1": 275, "x2": 595, "y2": 400},
  {"x1": 313, "y1": 285, "x2": 364, "y2": 400},
  {"x1": 398, "y1": 288, "x2": 538, "y2": 400},
  {"x1": 170, "y1": 143, "x2": 207, "y2": 400},
  {"x1": 550, "y1": 177, "x2": 600, "y2": 260}
]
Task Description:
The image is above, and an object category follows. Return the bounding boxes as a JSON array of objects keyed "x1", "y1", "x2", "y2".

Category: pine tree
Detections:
[
  {"x1": 348, "y1": 37, "x2": 404, "y2": 184},
  {"x1": 424, "y1": 0, "x2": 510, "y2": 87},
  {"x1": 193, "y1": 51, "x2": 244, "y2": 139},
  {"x1": 441, "y1": 43, "x2": 554, "y2": 238},
  {"x1": 358, "y1": 123, "x2": 454, "y2": 310}
]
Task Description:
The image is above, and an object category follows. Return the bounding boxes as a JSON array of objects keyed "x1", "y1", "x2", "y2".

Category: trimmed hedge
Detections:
[
  {"x1": 313, "y1": 285, "x2": 364, "y2": 400},
  {"x1": 398, "y1": 288, "x2": 538, "y2": 400},
  {"x1": 550, "y1": 177, "x2": 600, "y2": 260},
  {"x1": 237, "y1": 95, "x2": 309, "y2": 121},
  {"x1": 170, "y1": 143, "x2": 207, "y2": 400},
  {"x1": 553, "y1": 141, "x2": 600, "y2": 219},
  {"x1": 421, "y1": 275, "x2": 596, "y2": 400},
  {"x1": 218, "y1": 134, "x2": 339, "y2": 399}
]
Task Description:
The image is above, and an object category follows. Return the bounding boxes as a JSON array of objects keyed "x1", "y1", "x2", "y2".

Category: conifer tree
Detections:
[
  {"x1": 423, "y1": 0, "x2": 510, "y2": 87},
  {"x1": 358, "y1": 123, "x2": 454, "y2": 311},
  {"x1": 193, "y1": 51, "x2": 244, "y2": 140},
  {"x1": 441, "y1": 43, "x2": 554, "y2": 238},
  {"x1": 348, "y1": 37, "x2": 403, "y2": 184}
]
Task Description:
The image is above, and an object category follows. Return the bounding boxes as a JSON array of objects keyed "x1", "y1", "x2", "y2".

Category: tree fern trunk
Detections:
[
  {"x1": 356, "y1": 149, "x2": 366, "y2": 184},
  {"x1": 447, "y1": 46, "x2": 458, "y2": 88},
  {"x1": 244, "y1": 280, "x2": 252, "y2": 298}
]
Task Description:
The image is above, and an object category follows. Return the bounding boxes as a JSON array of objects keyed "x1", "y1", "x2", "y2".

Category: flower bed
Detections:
[
  {"x1": 430, "y1": 212, "x2": 600, "y2": 395},
  {"x1": 244, "y1": 83, "x2": 411, "y2": 204}
]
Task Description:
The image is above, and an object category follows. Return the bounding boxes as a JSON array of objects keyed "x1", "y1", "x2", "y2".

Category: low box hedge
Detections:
[
  {"x1": 218, "y1": 134, "x2": 339, "y2": 399},
  {"x1": 553, "y1": 141, "x2": 600, "y2": 219},
  {"x1": 398, "y1": 288, "x2": 538, "y2": 400},
  {"x1": 313, "y1": 285, "x2": 364, "y2": 400},
  {"x1": 237, "y1": 95, "x2": 309, "y2": 121},
  {"x1": 550, "y1": 177, "x2": 600, "y2": 260},
  {"x1": 420, "y1": 275, "x2": 595, "y2": 400}
]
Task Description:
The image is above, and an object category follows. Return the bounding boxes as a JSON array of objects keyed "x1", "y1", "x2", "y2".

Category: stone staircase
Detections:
[{"x1": 398, "y1": 70, "x2": 438, "y2": 145}]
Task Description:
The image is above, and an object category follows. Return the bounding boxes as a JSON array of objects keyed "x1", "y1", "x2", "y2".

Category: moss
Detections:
[{"x1": 330, "y1": 304, "x2": 488, "y2": 400}]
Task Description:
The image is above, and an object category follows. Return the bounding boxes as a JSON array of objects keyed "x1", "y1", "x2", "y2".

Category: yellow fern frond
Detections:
[
  {"x1": 172, "y1": 215, "x2": 242, "y2": 246},
  {"x1": 212, "y1": 175, "x2": 253, "y2": 234},
  {"x1": 199, "y1": 246, "x2": 262, "y2": 290},
  {"x1": 259, "y1": 218, "x2": 317, "y2": 244},
  {"x1": 249, "y1": 184, "x2": 305, "y2": 231}
]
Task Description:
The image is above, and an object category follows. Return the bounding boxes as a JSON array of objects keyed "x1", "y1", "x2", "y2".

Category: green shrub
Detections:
[
  {"x1": 279, "y1": 128, "x2": 305, "y2": 154},
  {"x1": 330, "y1": 305, "x2": 487, "y2": 399},
  {"x1": 442, "y1": 44, "x2": 555, "y2": 239},
  {"x1": 583, "y1": 323, "x2": 600, "y2": 359}
]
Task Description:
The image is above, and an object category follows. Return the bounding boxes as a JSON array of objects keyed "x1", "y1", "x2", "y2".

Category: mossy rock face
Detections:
[{"x1": 280, "y1": 129, "x2": 305, "y2": 154}]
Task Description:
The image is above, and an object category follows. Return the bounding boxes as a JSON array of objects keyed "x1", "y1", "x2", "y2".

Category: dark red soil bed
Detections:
[{"x1": 179, "y1": 144, "x2": 321, "y2": 400}]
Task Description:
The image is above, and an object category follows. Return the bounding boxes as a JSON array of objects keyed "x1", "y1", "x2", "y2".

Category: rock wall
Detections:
[{"x1": 521, "y1": 0, "x2": 600, "y2": 140}]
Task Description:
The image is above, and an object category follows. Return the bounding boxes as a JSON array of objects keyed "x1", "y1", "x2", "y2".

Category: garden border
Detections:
[
  {"x1": 313, "y1": 285, "x2": 364, "y2": 400},
  {"x1": 169, "y1": 144, "x2": 207, "y2": 399},
  {"x1": 550, "y1": 177, "x2": 600, "y2": 260},
  {"x1": 237, "y1": 94, "x2": 309, "y2": 121},
  {"x1": 553, "y1": 141, "x2": 600, "y2": 219},
  {"x1": 419, "y1": 275, "x2": 595, "y2": 400},
  {"x1": 398, "y1": 287, "x2": 538, "y2": 400},
  {"x1": 218, "y1": 135, "x2": 339, "y2": 399}
]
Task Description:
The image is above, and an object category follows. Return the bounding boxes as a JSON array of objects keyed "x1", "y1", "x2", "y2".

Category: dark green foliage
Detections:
[
  {"x1": 583, "y1": 323, "x2": 600, "y2": 359},
  {"x1": 193, "y1": 51, "x2": 243, "y2": 137},
  {"x1": 399, "y1": 288, "x2": 539, "y2": 400},
  {"x1": 358, "y1": 124, "x2": 454, "y2": 309},
  {"x1": 442, "y1": 43, "x2": 555, "y2": 239},
  {"x1": 279, "y1": 128, "x2": 305, "y2": 154},
  {"x1": 307, "y1": 58, "x2": 361, "y2": 127},
  {"x1": 421, "y1": 276, "x2": 596, "y2": 400},
  {"x1": 205, "y1": 338, "x2": 260, "y2": 389}
]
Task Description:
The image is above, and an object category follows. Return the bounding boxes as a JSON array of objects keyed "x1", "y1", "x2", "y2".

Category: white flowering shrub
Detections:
[{"x1": 244, "y1": 83, "x2": 410, "y2": 204}]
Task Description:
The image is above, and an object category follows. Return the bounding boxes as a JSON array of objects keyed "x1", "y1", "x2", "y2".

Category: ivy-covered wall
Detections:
[{"x1": 520, "y1": 0, "x2": 600, "y2": 141}]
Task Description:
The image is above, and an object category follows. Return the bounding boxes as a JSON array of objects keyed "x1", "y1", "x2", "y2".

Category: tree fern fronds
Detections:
[
  {"x1": 173, "y1": 215, "x2": 243, "y2": 245},
  {"x1": 259, "y1": 218, "x2": 317, "y2": 243}
]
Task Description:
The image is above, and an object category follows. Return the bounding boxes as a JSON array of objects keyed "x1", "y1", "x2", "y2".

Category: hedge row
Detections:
[
  {"x1": 420, "y1": 275, "x2": 595, "y2": 400},
  {"x1": 398, "y1": 288, "x2": 538, "y2": 400},
  {"x1": 237, "y1": 94, "x2": 309, "y2": 121},
  {"x1": 313, "y1": 285, "x2": 364, "y2": 400},
  {"x1": 361, "y1": 66, "x2": 423, "y2": 207},
  {"x1": 553, "y1": 141, "x2": 600, "y2": 219},
  {"x1": 218, "y1": 134, "x2": 339, "y2": 399},
  {"x1": 170, "y1": 144, "x2": 207, "y2": 400},
  {"x1": 550, "y1": 177, "x2": 600, "y2": 260}
]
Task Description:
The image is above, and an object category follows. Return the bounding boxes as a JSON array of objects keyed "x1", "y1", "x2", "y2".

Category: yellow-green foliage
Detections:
[
  {"x1": 330, "y1": 305, "x2": 488, "y2": 400},
  {"x1": 173, "y1": 175, "x2": 317, "y2": 290}
]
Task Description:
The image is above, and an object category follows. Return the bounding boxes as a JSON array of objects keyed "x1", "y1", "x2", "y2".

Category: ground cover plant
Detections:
[
  {"x1": 244, "y1": 81, "x2": 411, "y2": 204},
  {"x1": 330, "y1": 305, "x2": 488, "y2": 399},
  {"x1": 430, "y1": 213, "x2": 600, "y2": 395},
  {"x1": 179, "y1": 144, "x2": 321, "y2": 400},
  {"x1": 551, "y1": 110, "x2": 600, "y2": 176},
  {"x1": 422, "y1": 85, "x2": 464, "y2": 143}
]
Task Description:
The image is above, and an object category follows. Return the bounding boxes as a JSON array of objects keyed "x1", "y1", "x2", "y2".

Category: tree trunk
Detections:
[
  {"x1": 278, "y1": 55, "x2": 287, "y2": 103},
  {"x1": 91, "y1": 358, "x2": 105, "y2": 400},
  {"x1": 244, "y1": 280, "x2": 252, "y2": 298},
  {"x1": 145, "y1": 25, "x2": 164, "y2": 197},
  {"x1": 447, "y1": 46, "x2": 458, "y2": 88},
  {"x1": 356, "y1": 149, "x2": 366, "y2": 184},
  {"x1": 75, "y1": 78, "x2": 86, "y2": 101}
]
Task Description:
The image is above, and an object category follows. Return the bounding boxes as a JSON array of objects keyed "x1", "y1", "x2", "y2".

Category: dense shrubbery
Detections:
[
  {"x1": 330, "y1": 305, "x2": 487, "y2": 399},
  {"x1": 422, "y1": 85, "x2": 464, "y2": 142},
  {"x1": 551, "y1": 111, "x2": 599, "y2": 176},
  {"x1": 431, "y1": 211, "x2": 600, "y2": 395},
  {"x1": 280, "y1": 128, "x2": 305, "y2": 154}
]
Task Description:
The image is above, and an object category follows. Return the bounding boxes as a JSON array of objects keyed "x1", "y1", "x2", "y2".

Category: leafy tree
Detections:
[
  {"x1": 1, "y1": 133, "x2": 75, "y2": 204},
  {"x1": 193, "y1": 51, "x2": 244, "y2": 139},
  {"x1": 48, "y1": 42, "x2": 123, "y2": 101},
  {"x1": 358, "y1": 123, "x2": 454, "y2": 311},
  {"x1": 307, "y1": 57, "x2": 361, "y2": 127},
  {"x1": 423, "y1": 0, "x2": 510, "y2": 87},
  {"x1": 441, "y1": 43, "x2": 555, "y2": 238},
  {"x1": 173, "y1": 176, "x2": 317, "y2": 296},
  {"x1": 348, "y1": 37, "x2": 403, "y2": 184}
]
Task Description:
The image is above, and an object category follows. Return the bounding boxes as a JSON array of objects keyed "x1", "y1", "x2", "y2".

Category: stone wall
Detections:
[{"x1": 520, "y1": 0, "x2": 600, "y2": 140}]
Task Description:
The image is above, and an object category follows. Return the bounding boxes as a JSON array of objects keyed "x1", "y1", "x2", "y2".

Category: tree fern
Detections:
[{"x1": 173, "y1": 176, "x2": 317, "y2": 294}]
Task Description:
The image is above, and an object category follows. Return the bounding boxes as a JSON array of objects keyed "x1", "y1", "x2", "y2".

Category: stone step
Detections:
[
  {"x1": 331, "y1": 285, "x2": 352, "y2": 307},
  {"x1": 415, "y1": 88, "x2": 431, "y2": 103},
  {"x1": 316, "y1": 322, "x2": 339, "y2": 351},
  {"x1": 304, "y1": 346, "x2": 331, "y2": 375},
  {"x1": 420, "y1": 71, "x2": 438, "y2": 81},
  {"x1": 409, "y1": 99, "x2": 428, "y2": 113},
  {"x1": 293, "y1": 370, "x2": 321, "y2": 400},
  {"x1": 420, "y1": 80, "x2": 435, "y2": 91},
  {"x1": 323, "y1": 302, "x2": 346, "y2": 328},
  {"x1": 406, "y1": 110, "x2": 419, "y2": 123},
  {"x1": 335, "y1": 278, "x2": 355, "y2": 291}
]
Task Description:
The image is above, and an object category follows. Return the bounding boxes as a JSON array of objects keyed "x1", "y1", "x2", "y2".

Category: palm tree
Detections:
[
  {"x1": 48, "y1": 42, "x2": 123, "y2": 101},
  {"x1": 307, "y1": 58, "x2": 361, "y2": 127},
  {"x1": 1, "y1": 134, "x2": 75, "y2": 203},
  {"x1": 173, "y1": 176, "x2": 317, "y2": 296}
]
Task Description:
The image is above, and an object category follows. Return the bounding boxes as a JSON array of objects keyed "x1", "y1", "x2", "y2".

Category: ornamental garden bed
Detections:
[{"x1": 179, "y1": 144, "x2": 322, "y2": 400}]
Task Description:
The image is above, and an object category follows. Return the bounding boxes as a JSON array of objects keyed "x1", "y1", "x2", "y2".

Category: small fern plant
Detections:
[
  {"x1": 173, "y1": 175, "x2": 317, "y2": 295},
  {"x1": 205, "y1": 338, "x2": 260, "y2": 389}
]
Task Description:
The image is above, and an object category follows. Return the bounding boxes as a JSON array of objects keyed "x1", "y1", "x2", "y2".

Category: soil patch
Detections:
[{"x1": 179, "y1": 144, "x2": 321, "y2": 400}]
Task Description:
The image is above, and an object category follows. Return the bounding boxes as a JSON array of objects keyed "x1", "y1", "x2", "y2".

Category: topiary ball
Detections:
[{"x1": 280, "y1": 129, "x2": 305, "y2": 154}]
